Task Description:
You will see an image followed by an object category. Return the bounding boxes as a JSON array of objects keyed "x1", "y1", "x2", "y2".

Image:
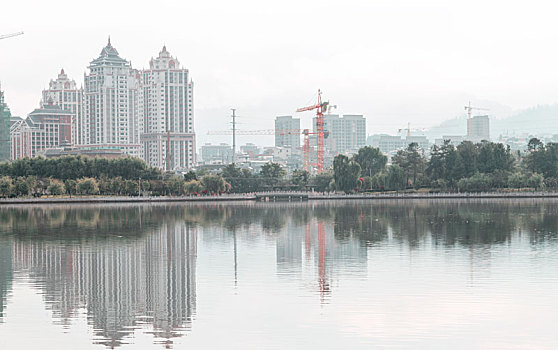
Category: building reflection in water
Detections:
[
  {"x1": 275, "y1": 214, "x2": 368, "y2": 303},
  {"x1": 0, "y1": 238, "x2": 13, "y2": 322},
  {"x1": 2, "y1": 200, "x2": 558, "y2": 347},
  {"x1": 11, "y1": 220, "x2": 196, "y2": 348}
]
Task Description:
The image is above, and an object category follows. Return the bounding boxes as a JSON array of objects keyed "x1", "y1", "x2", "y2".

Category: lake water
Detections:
[{"x1": 0, "y1": 199, "x2": 557, "y2": 349}]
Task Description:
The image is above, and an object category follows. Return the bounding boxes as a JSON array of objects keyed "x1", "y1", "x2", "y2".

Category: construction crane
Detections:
[
  {"x1": 207, "y1": 128, "x2": 317, "y2": 172},
  {"x1": 297, "y1": 90, "x2": 329, "y2": 173},
  {"x1": 0, "y1": 31, "x2": 24, "y2": 41},
  {"x1": 398, "y1": 122, "x2": 412, "y2": 137},
  {"x1": 398, "y1": 123, "x2": 426, "y2": 137},
  {"x1": 208, "y1": 129, "x2": 304, "y2": 136},
  {"x1": 464, "y1": 101, "x2": 489, "y2": 138}
]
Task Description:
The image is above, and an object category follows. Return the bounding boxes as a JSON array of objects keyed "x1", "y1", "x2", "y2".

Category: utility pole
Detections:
[{"x1": 231, "y1": 108, "x2": 236, "y2": 164}]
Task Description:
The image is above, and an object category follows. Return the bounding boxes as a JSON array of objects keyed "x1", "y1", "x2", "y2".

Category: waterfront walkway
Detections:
[{"x1": 2, "y1": 191, "x2": 558, "y2": 205}]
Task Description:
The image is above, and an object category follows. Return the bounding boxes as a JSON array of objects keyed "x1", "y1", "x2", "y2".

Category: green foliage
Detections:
[
  {"x1": 457, "y1": 173, "x2": 492, "y2": 192},
  {"x1": 167, "y1": 176, "x2": 185, "y2": 196},
  {"x1": 333, "y1": 154, "x2": 361, "y2": 193},
  {"x1": 0, "y1": 156, "x2": 162, "y2": 180},
  {"x1": 477, "y1": 142, "x2": 515, "y2": 174},
  {"x1": 426, "y1": 140, "x2": 515, "y2": 188},
  {"x1": 260, "y1": 162, "x2": 287, "y2": 188},
  {"x1": 371, "y1": 172, "x2": 387, "y2": 190},
  {"x1": 392, "y1": 142, "x2": 427, "y2": 187},
  {"x1": 291, "y1": 170, "x2": 310, "y2": 190},
  {"x1": 221, "y1": 164, "x2": 261, "y2": 193},
  {"x1": 524, "y1": 139, "x2": 558, "y2": 178},
  {"x1": 65, "y1": 179, "x2": 77, "y2": 196},
  {"x1": 201, "y1": 175, "x2": 226, "y2": 194},
  {"x1": 509, "y1": 172, "x2": 544, "y2": 189},
  {"x1": 183, "y1": 170, "x2": 197, "y2": 181},
  {"x1": 47, "y1": 179, "x2": 66, "y2": 196},
  {"x1": 184, "y1": 180, "x2": 203, "y2": 195},
  {"x1": 309, "y1": 172, "x2": 334, "y2": 192},
  {"x1": 123, "y1": 179, "x2": 139, "y2": 196},
  {"x1": 77, "y1": 177, "x2": 99, "y2": 195},
  {"x1": 359, "y1": 176, "x2": 373, "y2": 191},
  {"x1": 13, "y1": 177, "x2": 30, "y2": 196},
  {"x1": 352, "y1": 146, "x2": 387, "y2": 177},
  {"x1": 110, "y1": 177, "x2": 124, "y2": 195},
  {"x1": 0, "y1": 176, "x2": 13, "y2": 197},
  {"x1": 527, "y1": 173, "x2": 544, "y2": 189},
  {"x1": 426, "y1": 140, "x2": 455, "y2": 184},
  {"x1": 386, "y1": 165, "x2": 406, "y2": 190}
]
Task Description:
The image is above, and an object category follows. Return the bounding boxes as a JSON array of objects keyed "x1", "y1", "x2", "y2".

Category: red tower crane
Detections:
[{"x1": 297, "y1": 90, "x2": 329, "y2": 173}]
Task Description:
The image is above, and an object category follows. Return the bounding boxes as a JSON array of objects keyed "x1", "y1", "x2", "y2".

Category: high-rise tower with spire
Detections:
[
  {"x1": 140, "y1": 46, "x2": 195, "y2": 170},
  {"x1": 42, "y1": 69, "x2": 83, "y2": 145},
  {"x1": 83, "y1": 38, "x2": 142, "y2": 157}
]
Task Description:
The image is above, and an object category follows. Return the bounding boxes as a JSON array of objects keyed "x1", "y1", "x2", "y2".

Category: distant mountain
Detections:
[
  {"x1": 423, "y1": 104, "x2": 558, "y2": 142},
  {"x1": 424, "y1": 116, "x2": 467, "y2": 141},
  {"x1": 491, "y1": 104, "x2": 558, "y2": 137}
]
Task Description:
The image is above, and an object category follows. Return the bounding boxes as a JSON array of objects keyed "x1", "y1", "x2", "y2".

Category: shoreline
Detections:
[{"x1": 2, "y1": 191, "x2": 558, "y2": 204}]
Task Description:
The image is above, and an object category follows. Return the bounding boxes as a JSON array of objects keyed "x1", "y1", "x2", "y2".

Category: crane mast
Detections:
[
  {"x1": 464, "y1": 101, "x2": 489, "y2": 138},
  {"x1": 297, "y1": 90, "x2": 329, "y2": 173}
]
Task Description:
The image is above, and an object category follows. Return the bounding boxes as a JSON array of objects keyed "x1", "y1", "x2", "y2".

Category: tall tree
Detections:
[
  {"x1": 456, "y1": 141, "x2": 478, "y2": 178},
  {"x1": 260, "y1": 162, "x2": 287, "y2": 188},
  {"x1": 309, "y1": 172, "x2": 334, "y2": 192},
  {"x1": 333, "y1": 154, "x2": 361, "y2": 193},
  {"x1": 392, "y1": 142, "x2": 427, "y2": 187},
  {"x1": 291, "y1": 170, "x2": 310, "y2": 190},
  {"x1": 352, "y1": 146, "x2": 387, "y2": 177},
  {"x1": 201, "y1": 175, "x2": 226, "y2": 194},
  {"x1": 386, "y1": 165, "x2": 406, "y2": 190}
]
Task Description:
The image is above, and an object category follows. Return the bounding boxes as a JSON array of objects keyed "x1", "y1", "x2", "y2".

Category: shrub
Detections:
[
  {"x1": 77, "y1": 177, "x2": 99, "y2": 195},
  {"x1": 47, "y1": 179, "x2": 66, "y2": 196}
]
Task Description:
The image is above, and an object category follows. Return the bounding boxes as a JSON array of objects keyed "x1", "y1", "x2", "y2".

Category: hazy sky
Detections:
[{"x1": 2, "y1": 0, "x2": 558, "y2": 147}]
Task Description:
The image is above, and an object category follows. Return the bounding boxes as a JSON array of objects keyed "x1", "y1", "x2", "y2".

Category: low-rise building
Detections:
[
  {"x1": 200, "y1": 143, "x2": 232, "y2": 163},
  {"x1": 368, "y1": 134, "x2": 430, "y2": 154},
  {"x1": 10, "y1": 103, "x2": 73, "y2": 159}
]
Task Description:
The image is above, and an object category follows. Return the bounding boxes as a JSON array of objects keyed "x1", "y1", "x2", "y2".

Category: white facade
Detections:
[
  {"x1": 41, "y1": 69, "x2": 83, "y2": 145},
  {"x1": 275, "y1": 116, "x2": 300, "y2": 151},
  {"x1": 140, "y1": 46, "x2": 195, "y2": 170},
  {"x1": 313, "y1": 114, "x2": 366, "y2": 153},
  {"x1": 83, "y1": 39, "x2": 141, "y2": 158}
]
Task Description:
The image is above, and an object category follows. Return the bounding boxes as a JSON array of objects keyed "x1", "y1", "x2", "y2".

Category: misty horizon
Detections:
[{"x1": 3, "y1": 0, "x2": 558, "y2": 148}]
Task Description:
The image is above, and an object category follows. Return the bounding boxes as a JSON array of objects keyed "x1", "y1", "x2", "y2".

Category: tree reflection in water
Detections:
[{"x1": 0, "y1": 199, "x2": 557, "y2": 348}]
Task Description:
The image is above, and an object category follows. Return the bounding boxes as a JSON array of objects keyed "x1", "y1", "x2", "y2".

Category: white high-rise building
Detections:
[
  {"x1": 140, "y1": 46, "x2": 195, "y2": 170},
  {"x1": 83, "y1": 39, "x2": 141, "y2": 157},
  {"x1": 41, "y1": 69, "x2": 83, "y2": 145},
  {"x1": 275, "y1": 116, "x2": 300, "y2": 151},
  {"x1": 313, "y1": 114, "x2": 366, "y2": 153}
]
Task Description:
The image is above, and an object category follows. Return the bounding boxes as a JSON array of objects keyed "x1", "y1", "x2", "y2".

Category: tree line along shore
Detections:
[{"x1": 0, "y1": 137, "x2": 555, "y2": 198}]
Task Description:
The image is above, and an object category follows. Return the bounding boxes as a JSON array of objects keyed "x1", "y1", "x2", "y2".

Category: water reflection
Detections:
[
  {"x1": 0, "y1": 200, "x2": 558, "y2": 348},
  {"x1": 1, "y1": 205, "x2": 197, "y2": 348},
  {"x1": 0, "y1": 238, "x2": 12, "y2": 322}
]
